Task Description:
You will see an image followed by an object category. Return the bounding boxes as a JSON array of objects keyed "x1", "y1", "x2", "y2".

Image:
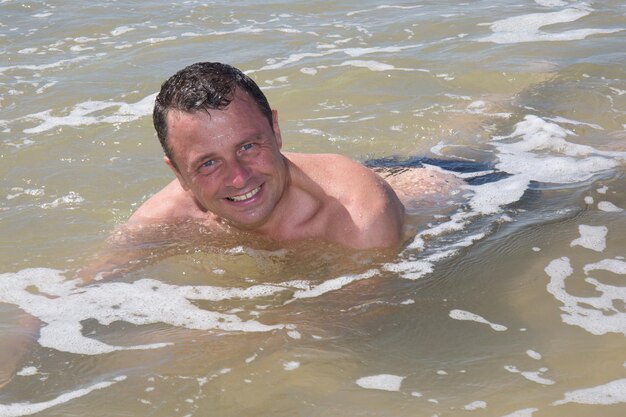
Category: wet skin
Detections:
[{"x1": 164, "y1": 91, "x2": 290, "y2": 233}]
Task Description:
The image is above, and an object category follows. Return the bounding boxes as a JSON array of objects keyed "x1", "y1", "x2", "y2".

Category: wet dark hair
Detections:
[{"x1": 153, "y1": 62, "x2": 272, "y2": 167}]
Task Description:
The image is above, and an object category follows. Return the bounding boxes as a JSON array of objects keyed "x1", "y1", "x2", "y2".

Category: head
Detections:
[
  {"x1": 152, "y1": 62, "x2": 289, "y2": 232},
  {"x1": 153, "y1": 62, "x2": 273, "y2": 168}
]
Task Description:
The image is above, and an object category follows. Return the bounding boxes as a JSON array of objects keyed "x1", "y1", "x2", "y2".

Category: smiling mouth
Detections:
[{"x1": 226, "y1": 186, "x2": 261, "y2": 202}]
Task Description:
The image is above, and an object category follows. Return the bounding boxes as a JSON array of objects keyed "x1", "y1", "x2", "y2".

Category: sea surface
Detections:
[{"x1": 1, "y1": 1, "x2": 625, "y2": 416}]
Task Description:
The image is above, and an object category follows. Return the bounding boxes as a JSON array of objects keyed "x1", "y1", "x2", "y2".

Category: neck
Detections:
[{"x1": 253, "y1": 156, "x2": 323, "y2": 241}]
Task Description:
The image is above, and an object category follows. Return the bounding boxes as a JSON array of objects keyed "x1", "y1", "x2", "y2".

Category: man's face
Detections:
[{"x1": 165, "y1": 91, "x2": 288, "y2": 231}]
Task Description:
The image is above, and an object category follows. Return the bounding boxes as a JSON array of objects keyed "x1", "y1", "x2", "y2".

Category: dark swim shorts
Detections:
[{"x1": 363, "y1": 156, "x2": 511, "y2": 186}]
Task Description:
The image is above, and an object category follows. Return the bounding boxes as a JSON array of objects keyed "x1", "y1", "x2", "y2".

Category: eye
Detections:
[
  {"x1": 200, "y1": 159, "x2": 214, "y2": 168},
  {"x1": 240, "y1": 143, "x2": 254, "y2": 151}
]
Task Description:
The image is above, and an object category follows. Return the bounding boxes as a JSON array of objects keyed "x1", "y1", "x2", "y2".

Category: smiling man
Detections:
[{"x1": 128, "y1": 62, "x2": 406, "y2": 249}]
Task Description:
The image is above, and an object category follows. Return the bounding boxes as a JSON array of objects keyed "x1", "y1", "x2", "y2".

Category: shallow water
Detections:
[{"x1": 1, "y1": 0, "x2": 625, "y2": 416}]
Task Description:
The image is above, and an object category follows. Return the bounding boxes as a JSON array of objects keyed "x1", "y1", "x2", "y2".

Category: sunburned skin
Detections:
[{"x1": 129, "y1": 90, "x2": 406, "y2": 252}]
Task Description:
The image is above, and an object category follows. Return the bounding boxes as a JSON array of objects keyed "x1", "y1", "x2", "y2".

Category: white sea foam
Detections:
[
  {"x1": 391, "y1": 114, "x2": 624, "y2": 279},
  {"x1": 282, "y1": 361, "x2": 300, "y2": 371},
  {"x1": 570, "y1": 225, "x2": 607, "y2": 252},
  {"x1": 0, "y1": 55, "x2": 95, "y2": 75},
  {"x1": 250, "y1": 44, "x2": 422, "y2": 73},
  {"x1": 449, "y1": 309, "x2": 508, "y2": 331},
  {"x1": 0, "y1": 268, "x2": 285, "y2": 354},
  {"x1": 40, "y1": 192, "x2": 84, "y2": 209},
  {"x1": 338, "y1": 60, "x2": 396, "y2": 72},
  {"x1": 289, "y1": 269, "x2": 378, "y2": 300},
  {"x1": 535, "y1": 0, "x2": 568, "y2": 7},
  {"x1": 492, "y1": 115, "x2": 624, "y2": 184},
  {"x1": 526, "y1": 349, "x2": 542, "y2": 360},
  {"x1": 136, "y1": 36, "x2": 177, "y2": 45},
  {"x1": 0, "y1": 376, "x2": 126, "y2": 417},
  {"x1": 287, "y1": 330, "x2": 302, "y2": 339},
  {"x1": 16, "y1": 366, "x2": 38, "y2": 377},
  {"x1": 545, "y1": 116, "x2": 603, "y2": 130},
  {"x1": 347, "y1": 4, "x2": 423, "y2": 17},
  {"x1": 499, "y1": 408, "x2": 538, "y2": 417},
  {"x1": 465, "y1": 175, "x2": 529, "y2": 215},
  {"x1": 356, "y1": 374, "x2": 404, "y2": 392},
  {"x1": 111, "y1": 26, "x2": 135, "y2": 36},
  {"x1": 463, "y1": 400, "x2": 487, "y2": 410},
  {"x1": 22, "y1": 93, "x2": 156, "y2": 134},
  {"x1": 553, "y1": 378, "x2": 626, "y2": 405},
  {"x1": 504, "y1": 365, "x2": 555, "y2": 385},
  {"x1": 337, "y1": 60, "x2": 429, "y2": 73},
  {"x1": 338, "y1": 44, "x2": 422, "y2": 58},
  {"x1": 523, "y1": 372, "x2": 554, "y2": 385},
  {"x1": 583, "y1": 258, "x2": 626, "y2": 276},
  {"x1": 383, "y1": 258, "x2": 433, "y2": 280},
  {"x1": 6, "y1": 188, "x2": 45, "y2": 200},
  {"x1": 479, "y1": 7, "x2": 622, "y2": 44},
  {"x1": 597, "y1": 201, "x2": 623, "y2": 212},
  {"x1": 545, "y1": 257, "x2": 626, "y2": 336}
]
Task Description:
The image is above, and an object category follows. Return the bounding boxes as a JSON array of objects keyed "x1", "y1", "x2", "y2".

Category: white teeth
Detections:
[{"x1": 228, "y1": 186, "x2": 260, "y2": 202}]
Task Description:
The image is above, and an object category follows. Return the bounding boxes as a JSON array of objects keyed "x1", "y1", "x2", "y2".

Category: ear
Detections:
[
  {"x1": 271, "y1": 109, "x2": 282, "y2": 149},
  {"x1": 164, "y1": 156, "x2": 190, "y2": 191}
]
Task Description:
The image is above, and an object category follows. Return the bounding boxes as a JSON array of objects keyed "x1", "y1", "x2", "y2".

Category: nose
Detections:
[{"x1": 225, "y1": 158, "x2": 251, "y2": 189}]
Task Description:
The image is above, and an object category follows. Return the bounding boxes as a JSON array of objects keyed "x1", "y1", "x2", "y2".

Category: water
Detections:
[{"x1": 1, "y1": 0, "x2": 625, "y2": 415}]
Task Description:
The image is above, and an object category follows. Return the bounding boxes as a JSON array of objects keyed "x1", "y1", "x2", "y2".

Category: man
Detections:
[
  {"x1": 75, "y1": 62, "x2": 463, "y2": 281},
  {"x1": 0, "y1": 62, "x2": 461, "y2": 389},
  {"x1": 129, "y1": 62, "x2": 407, "y2": 250}
]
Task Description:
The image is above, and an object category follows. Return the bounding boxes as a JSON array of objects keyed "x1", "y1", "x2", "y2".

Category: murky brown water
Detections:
[{"x1": 1, "y1": 1, "x2": 625, "y2": 416}]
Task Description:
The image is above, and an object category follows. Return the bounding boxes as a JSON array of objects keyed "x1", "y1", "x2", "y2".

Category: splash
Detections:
[
  {"x1": 0, "y1": 268, "x2": 285, "y2": 355},
  {"x1": 545, "y1": 257, "x2": 626, "y2": 336},
  {"x1": 385, "y1": 114, "x2": 624, "y2": 280},
  {"x1": 356, "y1": 374, "x2": 404, "y2": 391},
  {"x1": 0, "y1": 376, "x2": 126, "y2": 417},
  {"x1": 449, "y1": 309, "x2": 508, "y2": 331},
  {"x1": 479, "y1": 6, "x2": 622, "y2": 44}
]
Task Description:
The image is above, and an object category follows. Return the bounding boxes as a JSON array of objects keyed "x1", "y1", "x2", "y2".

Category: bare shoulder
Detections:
[
  {"x1": 127, "y1": 180, "x2": 202, "y2": 224},
  {"x1": 287, "y1": 153, "x2": 383, "y2": 194},
  {"x1": 288, "y1": 153, "x2": 405, "y2": 249}
]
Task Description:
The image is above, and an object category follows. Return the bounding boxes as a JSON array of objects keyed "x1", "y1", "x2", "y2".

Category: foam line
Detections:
[
  {"x1": 356, "y1": 374, "x2": 404, "y2": 391},
  {"x1": 597, "y1": 201, "x2": 623, "y2": 212},
  {"x1": 545, "y1": 257, "x2": 626, "y2": 335},
  {"x1": 449, "y1": 309, "x2": 508, "y2": 331},
  {"x1": 499, "y1": 409, "x2": 538, "y2": 417},
  {"x1": 392, "y1": 114, "x2": 624, "y2": 280},
  {"x1": 479, "y1": 7, "x2": 622, "y2": 44},
  {"x1": 0, "y1": 376, "x2": 126, "y2": 417},
  {"x1": 553, "y1": 378, "x2": 626, "y2": 405},
  {"x1": 290, "y1": 269, "x2": 378, "y2": 300},
  {"x1": 22, "y1": 94, "x2": 156, "y2": 134},
  {"x1": 0, "y1": 55, "x2": 94, "y2": 75},
  {"x1": 0, "y1": 269, "x2": 284, "y2": 355},
  {"x1": 583, "y1": 258, "x2": 626, "y2": 275},
  {"x1": 570, "y1": 225, "x2": 607, "y2": 252}
]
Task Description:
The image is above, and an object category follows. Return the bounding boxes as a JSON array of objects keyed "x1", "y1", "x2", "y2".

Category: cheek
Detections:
[{"x1": 192, "y1": 176, "x2": 221, "y2": 195}]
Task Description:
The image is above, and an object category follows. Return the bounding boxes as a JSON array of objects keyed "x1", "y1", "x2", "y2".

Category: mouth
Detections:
[{"x1": 225, "y1": 185, "x2": 261, "y2": 202}]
